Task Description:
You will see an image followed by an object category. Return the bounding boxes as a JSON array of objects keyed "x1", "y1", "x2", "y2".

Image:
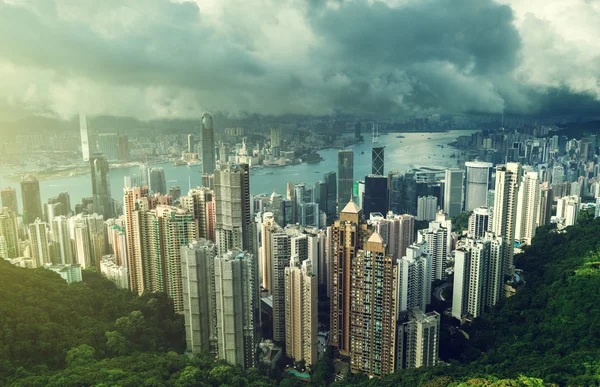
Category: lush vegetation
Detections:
[{"x1": 5, "y1": 215, "x2": 600, "y2": 385}]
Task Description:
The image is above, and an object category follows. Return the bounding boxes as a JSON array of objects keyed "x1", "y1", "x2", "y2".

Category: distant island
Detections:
[{"x1": 4, "y1": 165, "x2": 90, "y2": 182}]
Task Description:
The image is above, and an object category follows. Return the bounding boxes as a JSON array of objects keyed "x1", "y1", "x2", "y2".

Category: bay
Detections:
[{"x1": 0, "y1": 130, "x2": 475, "y2": 211}]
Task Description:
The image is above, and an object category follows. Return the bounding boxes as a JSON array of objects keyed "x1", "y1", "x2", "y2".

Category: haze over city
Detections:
[{"x1": 1, "y1": 1, "x2": 600, "y2": 387}]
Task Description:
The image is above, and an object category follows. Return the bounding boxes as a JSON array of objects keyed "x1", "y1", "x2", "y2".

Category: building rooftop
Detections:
[{"x1": 341, "y1": 200, "x2": 361, "y2": 214}]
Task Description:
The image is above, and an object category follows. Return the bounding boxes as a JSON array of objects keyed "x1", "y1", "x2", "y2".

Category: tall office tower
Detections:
[
  {"x1": 80, "y1": 112, "x2": 90, "y2": 162},
  {"x1": 124, "y1": 187, "x2": 150, "y2": 295},
  {"x1": 417, "y1": 221, "x2": 449, "y2": 280},
  {"x1": 468, "y1": 207, "x2": 492, "y2": 239},
  {"x1": 201, "y1": 113, "x2": 216, "y2": 175},
  {"x1": 52, "y1": 216, "x2": 73, "y2": 265},
  {"x1": 354, "y1": 122, "x2": 362, "y2": 140},
  {"x1": 363, "y1": 175, "x2": 388, "y2": 218},
  {"x1": 350, "y1": 232, "x2": 397, "y2": 377},
  {"x1": 48, "y1": 192, "x2": 71, "y2": 217},
  {"x1": 214, "y1": 163, "x2": 252, "y2": 255},
  {"x1": 338, "y1": 150, "x2": 354, "y2": 204},
  {"x1": 492, "y1": 163, "x2": 522, "y2": 275},
  {"x1": 285, "y1": 258, "x2": 318, "y2": 366},
  {"x1": 396, "y1": 310, "x2": 440, "y2": 370},
  {"x1": 416, "y1": 196, "x2": 437, "y2": 221},
  {"x1": 270, "y1": 127, "x2": 282, "y2": 156},
  {"x1": 90, "y1": 154, "x2": 113, "y2": 219},
  {"x1": 139, "y1": 163, "x2": 150, "y2": 187},
  {"x1": 452, "y1": 233, "x2": 505, "y2": 320},
  {"x1": 330, "y1": 200, "x2": 367, "y2": 356},
  {"x1": 294, "y1": 183, "x2": 319, "y2": 228},
  {"x1": 1, "y1": 187, "x2": 18, "y2": 213},
  {"x1": 28, "y1": 219, "x2": 50, "y2": 268},
  {"x1": 552, "y1": 165, "x2": 565, "y2": 184},
  {"x1": 181, "y1": 239, "x2": 217, "y2": 355},
  {"x1": 214, "y1": 250, "x2": 259, "y2": 370},
  {"x1": 444, "y1": 168, "x2": 464, "y2": 216},
  {"x1": 398, "y1": 243, "x2": 432, "y2": 314},
  {"x1": 323, "y1": 171, "x2": 337, "y2": 224},
  {"x1": 187, "y1": 134, "x2": 194, "y2": 153},
  {"x1": 149, "y1": 167, "x2": 167, "y2": 194},
  {"x1": 0, "y1": 208, "x2": 19, "y2": 258},
  {"x1": 169, "y1": 186, "x2": 181, "y2": 201},
  {"x1": 537, "y1": 183, "x2": 554, "y2": 227},
  {"x1": 73, "y1": 222, "x2": 92, "y2": 268},
  {"x1": 372, "y1": 147, "x2": 385, "y2": 176},
  {"x1": 117, "y1": 135, "x2": 129, "y2": 161},
  {"x1": 21, "y1": 175, "x2": 43, "y2": 225},
  {"x1": 96, "y1": 133, "x2": 119, "y2": 161},
  {"x1": 388, "y1": 171, "x2": 417, "y2": 215},
  {"x1": 464, "y1": 162, "x2": 493, "y2": 211},
  {"x1": 181, "y1": 187, "x2": 216, "y2": 242},
  {"x1": 515, "y1": 172, "x2": 541, "y2": 245},
  {"x1": 556, "y1": 195, "x2": 580, "y2": 226}
]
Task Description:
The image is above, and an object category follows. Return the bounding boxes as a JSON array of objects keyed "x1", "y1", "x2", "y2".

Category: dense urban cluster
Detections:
[{"x1": 2, "y1": 113, "x2": 600, "y2": 383}]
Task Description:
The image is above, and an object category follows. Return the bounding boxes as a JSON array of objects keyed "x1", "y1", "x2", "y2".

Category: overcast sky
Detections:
[{"x1": 0, "y1": 0, "x2": 598, "y2": 120}]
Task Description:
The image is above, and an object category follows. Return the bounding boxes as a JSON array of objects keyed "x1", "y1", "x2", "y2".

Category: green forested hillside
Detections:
[{"x1": 5, "y1": 215, "x2": 600, "y2": 386}]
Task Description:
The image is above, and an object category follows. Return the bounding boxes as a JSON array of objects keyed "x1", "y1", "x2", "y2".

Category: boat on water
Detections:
[
  {"x1": 173, "y1": 160, "x2": 187, "y2": 167},
  {"x1": 187, "y1": 161, "x2": 201, "y2": 167}
]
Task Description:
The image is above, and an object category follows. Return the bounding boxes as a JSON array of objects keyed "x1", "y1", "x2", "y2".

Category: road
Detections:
[{"x1": 433, "y1": 282, "x2": 452, "y2": 302}]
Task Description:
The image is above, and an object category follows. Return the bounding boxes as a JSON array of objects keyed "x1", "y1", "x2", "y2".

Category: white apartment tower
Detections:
[
  {"x1": 515, "y1": 172, "x2": 541, "y2": 245},
  {"x1": 397, "y1": 243, "x2": 432, "y2": 314}
]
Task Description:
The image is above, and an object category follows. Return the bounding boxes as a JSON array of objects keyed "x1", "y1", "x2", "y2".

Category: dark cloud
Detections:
[{"x1": 0, "y1": 0, "x2": 597, "y2": 120}]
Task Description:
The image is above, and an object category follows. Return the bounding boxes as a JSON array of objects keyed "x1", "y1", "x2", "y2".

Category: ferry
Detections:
[{"x1": 187, "y1": 161, "x2": 201, "y2": 167}]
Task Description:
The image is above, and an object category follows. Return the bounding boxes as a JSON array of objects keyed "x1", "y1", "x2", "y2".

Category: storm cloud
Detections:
[{"x1": 0, "y1": 0, "x2": 598, "y2": 120}]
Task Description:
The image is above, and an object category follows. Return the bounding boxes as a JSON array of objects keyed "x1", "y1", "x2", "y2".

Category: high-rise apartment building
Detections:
[
  {"x1": 52, "y1": 216, "x2": 73, "y2": 265},
  {"x1": 370, "y1": 212, "x2": 414, "y2": 262},
  {"x1": 464, "y1": 162, "x2": 493, "y2": 211},
  {"x1": 1, "y1": 187, "x2": 18, "y2": 214},
  {"x1": 214, "y1": 250, "x2": 260, "y2": 370},
  {"x1": 397, "y1": 243, "x2": 432, "y2": 314},
  {"x1": 90, "y1": 153, "x2": 113, "y2": 219},
  {"x1": 214, "y1": 163, "x2": 252, "y2": 255},
  {"x1": 201, "y1": 113, "x2": 216, "y2": 175},
  {"x1": 396, "y1": 310, "x2": 440, "y2": 369},
  {"x1": 338, "y1": 150, "x2": 354, "y2": 204},
  {"x1": 492, "y1": 163, "x2": 522, "y2": 275},
  {"x1": 28, "y1": 219, "x2": 50, "y2": 268},
  {"x1": 181, "y1": 239, "x2": 217, "y2": 355},
  {"x1": 417, "y1": 196, "x2": 437, "y2": 221},
  {"x1": 180, "y1": 187, "x2": 216, "y2": 242},
  {"x1": 537, "y1": 183, "x2": 553, "y2": 227},
  {"x1": 556, "y1": 195, "x2": 580, "y2": 227},
  {"x1": 452, "y1": 233, "x2": 504, "y2": 320},
  {"x1": 372, "y1": 147, "x2": 385, "y2": 176},
  {"x1": 330, "y1": 200, "x2": 367, "y2": 356},
  {"x1": 21, "y1": 175, "x2": 43, "y2": 224},
  {"x1": 73, "y1": 222, "x2": 92, "y2": 268},
  {"x1": 0, "y1": 207, "x2": 19, "y2": 258},
  {"x1": 124, "y1": 187, "x2": 150, "y2": 295},
  {"x1": 444, "y1": 168, "x2": 464, "y2": 216},
  {"x1": 515, "y1": 172, "x2": 541, "y2": 245},
  {"x1": 417, "y1": 221, "x2": 449, "y2": 280},
  {"x1": 270, "y1": 228, "x2": 291, "y2": 343},
  {"x1": 285, "y1": 258, "x2": 318, "y2": 366},
  {"x1": 468, "y1": 207, "x2": 492, "y2": 239},
  {"x1": 350, "y1": 232, "x2": 397, "y2": 377}
]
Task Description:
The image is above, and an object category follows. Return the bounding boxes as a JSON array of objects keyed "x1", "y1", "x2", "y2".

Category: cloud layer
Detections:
[{"x1": 0, "y1": 0, "x2": 598, "y2": 120}]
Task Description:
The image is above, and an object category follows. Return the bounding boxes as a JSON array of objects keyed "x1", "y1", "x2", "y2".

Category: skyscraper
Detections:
[
  {"x1": 350, "y1": 232, "x2": 397, "y2": 377},
  {"x1": 397, "y1": 243, "x2": 432, "y2": 313},
  {"x1": 73, "y1": 222, "x2": 92, "y2": 268},
  {"x1": 464, "y1": 162, "x2": 493, "y2": 211},
  {"x1": 363, "y1": 175, "x2": 388, "y2": 218},
  {"x1": 214, "y1": 163, "x2": 252, "y2": 255},
  {"x1": 28, "y1": 219, "x2": 50, "y2": 268},
  {"x1": 417, "y1": 196, "x2": 438, "y2": 221},
  {"x1": 372, "y1": 146, "x2": 385, "y2": 176},
  {"x1": 117, "y1": 135, "x2": 129, "y2": 161},
  {"x1": 492, "y1": 163, "x2": 522, "y2": 275},
  {"x1": 52, "y1": 216, "x2": 73, "y2": 265},
  {"x1": 330, "y1": 200, "x2": 367, "y2": 356},
  {"x1": 443, "y1": 168, "x2": 464, "y2": 216},
  {"x1": 537, "y1": 183, "x2": 553, "y2": 227},
  {"x1": 270, "y1": 228, "x2": 291, "y2": 343},
  {"x1": 21, "y1": 175, "x2": 43, "y2": 225},
  {"x1": 90, "y1": 154, "x2": 113, "y2": 219},
  {"x1": 285, "y1": 258, "x2": 318, "y2": 366},
  {"x1": 338, "y1": 150, "x2": 354, "y2": 204},
  {"x1": 214, "y1": 249, "x2": 260, "y2": 370},
  {"x1": 397, "y1": 310, "x2": 440, "y2": 369},
  {"x1": 417, "y1": 220, "x2": 449, "y2": 280},
  {"x1": 388, "y1": 171, "x2": 417, "y2": 215},
  {"x1": 515, "y1": 172, "x2": 541, "y2": 245},
  {"x1": 371, "y1": 213, "x2": 415, "y2": 262},
  {"x1": 1, "y1": 187, "x2": 18, "y2": 214},
  {"x1": 124, "y1": 186, "x2": 150, "y2": 295},
  {"x1": 180, "y1": 187, "x2": 216, "y2": 242},
  {"x1": 187, "y1": 134, "x2": 194, "y2": 153},
  {"x1": 149, "y1": 167, "x2": 167, "y2": 195},
  {"x1": 181, "y1": 239, "x2": 217, "y2": 355},
  {"x1": 80, "y1": 112, "x2": 90, "y2": 162},
  {"x1": 96, "y1": 133, "x2": 119, "y2": 162},
  {"x1": 201, "y1": 113, "x2": 216, "y2": 175},
  {"x1": 323, "y1": 171, "x2": 337, "y2": 224}
]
